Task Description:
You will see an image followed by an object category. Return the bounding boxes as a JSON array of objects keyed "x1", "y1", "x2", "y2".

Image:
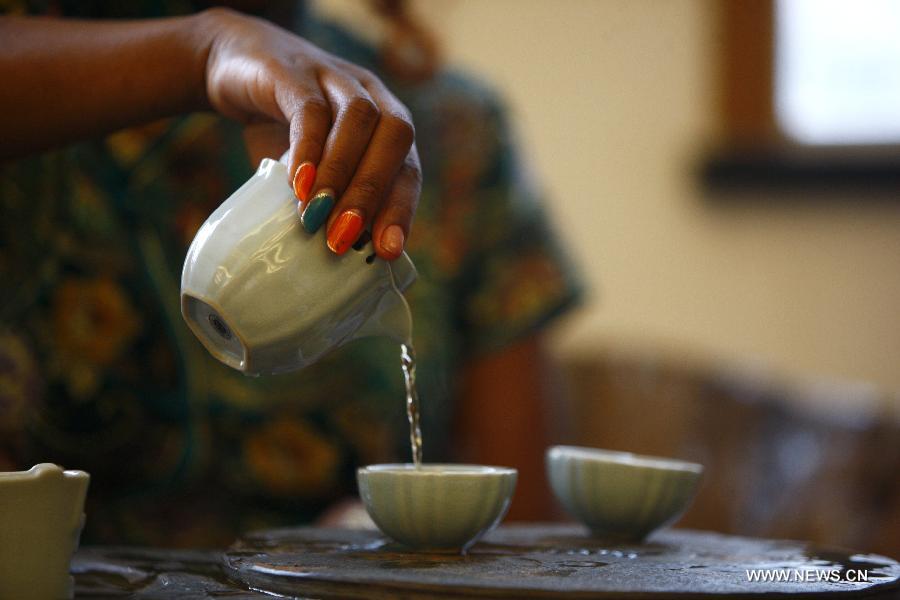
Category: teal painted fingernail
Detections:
[{"x1": 301, "y1": 191, "x2": 334, "y2": 234}]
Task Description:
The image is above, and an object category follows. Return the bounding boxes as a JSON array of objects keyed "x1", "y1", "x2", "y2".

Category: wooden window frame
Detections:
[{"x1": 702, "y1": 0, "x2": 900, "y2": 194}]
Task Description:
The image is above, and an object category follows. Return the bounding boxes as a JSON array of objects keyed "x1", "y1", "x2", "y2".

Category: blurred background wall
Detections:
[
  {"x1": 319, "y1": 0, "x2": 900, "y2": 399},
  {"x1": 316, "y1": 0, "x2": 900, "y2": 555}
]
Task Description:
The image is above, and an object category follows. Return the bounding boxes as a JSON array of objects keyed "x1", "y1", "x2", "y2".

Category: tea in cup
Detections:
[{"x1": 357, "y1": 464, "x2": 517, "y2": 552}]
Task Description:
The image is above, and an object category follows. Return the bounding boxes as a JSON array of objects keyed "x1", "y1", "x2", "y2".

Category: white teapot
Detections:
[{"x1": 181, "y1": 157, "x2": 416, "y2": 376}]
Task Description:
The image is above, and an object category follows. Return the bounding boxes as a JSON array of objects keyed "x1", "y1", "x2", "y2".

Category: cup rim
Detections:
[
  {"x1": 0, "y1": 463, "x2": 89, "y2": 481},
  {"x1": 547, "y1": 445, "x2": 703, "y2": 473},
  {"x1": 358, "y1": 463, "x2": 517, "y2": 476}
]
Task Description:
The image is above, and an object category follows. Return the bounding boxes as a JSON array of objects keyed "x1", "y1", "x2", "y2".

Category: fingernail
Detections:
[
  {"x1": 292, "y1": 161, "x2": 316, "y2": 202},
  {"x1": 301, "y1": 190, "x2": 334, "y2": 234},
  {"x1": 327, "y1": 209, "x2": 365, "y2": 255},
  {"x1": 381, "y1": 225, "x2": 405, "y2": 258}
]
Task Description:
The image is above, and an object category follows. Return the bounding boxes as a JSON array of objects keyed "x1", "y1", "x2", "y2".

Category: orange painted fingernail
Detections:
[
  {"x1": 292, "y1": 161, "x2": 316, "y2": 203},
  {"x1": 327, "y1": 209, "x2": 365, "y2": 255}
]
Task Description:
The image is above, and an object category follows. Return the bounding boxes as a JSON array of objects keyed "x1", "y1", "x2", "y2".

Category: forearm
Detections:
[{"x1": 0, "y1": 12, "x2": 214, "y2": 159}]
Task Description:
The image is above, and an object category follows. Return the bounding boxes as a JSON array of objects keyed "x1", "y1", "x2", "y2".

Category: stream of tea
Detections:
[
  {"x1": 400, "y1": 342, "x2": 422, "y2": 466},
  {"x1": 388, "y1": 262, "x2": 423, "y2": 467}
]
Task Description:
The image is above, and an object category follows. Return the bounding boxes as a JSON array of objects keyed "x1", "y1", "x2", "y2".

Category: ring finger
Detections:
[{"x1": 325, "y1": 78, "x2": 415, "y2": 255}]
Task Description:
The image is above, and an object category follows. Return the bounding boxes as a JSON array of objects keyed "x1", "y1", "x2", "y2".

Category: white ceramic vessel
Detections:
[
  {"x1": 181, "y1": 157, "x2": 416, "y2": 375},
  {"x1": 0, "y1": 464, "x2": 90, "y2": 600},
  {"x1": 546, "y1": 445, "x2": 703, "y2": 541},
  {"x1": 357, "y1": 464, "x2": 517, "y2": 552}
]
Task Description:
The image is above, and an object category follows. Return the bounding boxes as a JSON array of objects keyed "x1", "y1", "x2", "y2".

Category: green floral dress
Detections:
[{"x1": 0, "y1": 6, "x2": 581, "y2": 546}]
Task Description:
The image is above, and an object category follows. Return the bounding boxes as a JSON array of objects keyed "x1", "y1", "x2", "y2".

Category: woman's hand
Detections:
[
  {"x1": 202, "y1": 9, "x2": 420, "y2": 260},
  {"x1": 0, "y1": 10, "x2": 416, "y2": 256}
]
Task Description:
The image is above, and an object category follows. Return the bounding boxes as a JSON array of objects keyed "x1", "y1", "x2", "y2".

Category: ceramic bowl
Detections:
[
  {"x1": 357, "y1": 464, "x2": 517, "y2": 552},
  {"x1": 0, "y1": 464, "x2": 90, "y2": 600},
  {"x1": 546, "y1": 446, "x2": 702, "y2": 541},
  {"x1": 181, "y1": 157, "x2": 416, "y2": 376}
]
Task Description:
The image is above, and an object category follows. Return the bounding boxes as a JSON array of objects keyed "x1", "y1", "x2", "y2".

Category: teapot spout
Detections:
[
  {"x1": 360, "y1": 286, "x2": 413, "y2": 344},
  {"x1": 389, "y1": 250, "x2": 417, "y2": 293},
  {"x1": 353, "y1": 254, "x2": 417, "y2": 344}
]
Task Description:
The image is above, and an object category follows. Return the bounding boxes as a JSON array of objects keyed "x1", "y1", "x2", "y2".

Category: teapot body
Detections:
[{"x1": 181, "y1": 158, "x2": 416, "y2": 375}]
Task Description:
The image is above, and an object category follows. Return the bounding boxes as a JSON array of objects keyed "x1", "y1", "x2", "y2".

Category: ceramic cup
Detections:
[
  {"x1": 546, "y1": 445, "x2": 702, "y2": 541},
  {"x1": 357, "y1": 464, "x2": 517, "y2": 552},
  {"x1": 0, "y1": 464, "x2": 90, "y2": 600},
  {"x1": 181, "y1": 157, "x2": 416, "y2": 376}
]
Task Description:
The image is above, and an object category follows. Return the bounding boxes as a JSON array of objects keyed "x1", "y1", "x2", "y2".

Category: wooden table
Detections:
[{"x1": 73, "y1": 524, "x2": 900, "y2": 598}]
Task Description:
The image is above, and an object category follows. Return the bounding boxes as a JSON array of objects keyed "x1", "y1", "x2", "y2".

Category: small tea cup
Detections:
[
  {"x1": 357, "y1": 464, "x2": 517, "y2": 552},
  {"x1": 547, "y1": 445, "x2": 702, "y2": 541},
  {"x1": 0, "y1": 463, "x2": 90, "y2": 600}
]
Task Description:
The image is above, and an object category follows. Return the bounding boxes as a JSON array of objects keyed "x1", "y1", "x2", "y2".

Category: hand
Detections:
[{"x1": 201, "y1": 8, "x2": 420, "y2": 260}]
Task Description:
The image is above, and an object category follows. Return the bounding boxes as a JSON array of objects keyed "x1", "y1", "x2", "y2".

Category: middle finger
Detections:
[{"x1": 300, "y1": 72, "x2": 380, "y2": 234}]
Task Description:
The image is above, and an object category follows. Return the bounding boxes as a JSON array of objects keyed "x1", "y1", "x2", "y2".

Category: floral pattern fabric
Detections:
[{"x1": 0, "y1": 6, "x2": 581, "y2": 546}]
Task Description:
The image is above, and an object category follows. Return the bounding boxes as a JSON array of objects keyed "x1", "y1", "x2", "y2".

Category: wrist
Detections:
[{"x1": 179, "y1": 9, "x2": 225, "y2": 113}]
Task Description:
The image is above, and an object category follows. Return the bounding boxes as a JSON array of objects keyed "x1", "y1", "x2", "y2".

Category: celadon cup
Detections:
[
  {"x1": 357, "y1": 464, "x2": 517, "y2": 553},
  {"x1": 0, "y1": 464, "x2": 90, "y2": 600},
  {"x1": 181, "y1": 156, "x2": 417, "y2": 376},
  {"x1": 547, "y1": 446, "x2": 702, "y2": 541}
]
